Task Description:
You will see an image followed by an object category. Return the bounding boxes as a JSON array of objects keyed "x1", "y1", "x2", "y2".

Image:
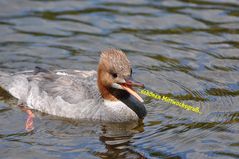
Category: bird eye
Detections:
[{"x1": 111, "y1": 73, "x2": 117, "y2": 78}]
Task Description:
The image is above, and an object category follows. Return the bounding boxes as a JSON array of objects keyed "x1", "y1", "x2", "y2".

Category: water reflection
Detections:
[
  {"x1": 0, "y1": 0, "x2": 239, "y2": 158},
  {"x1": 97, "y1": 122, "x2": 146, "y2": 159}
]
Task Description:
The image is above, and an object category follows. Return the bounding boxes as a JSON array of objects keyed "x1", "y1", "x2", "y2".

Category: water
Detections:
[{"x1": 0, "y1": 0, "x2": 239, "y2": 158}]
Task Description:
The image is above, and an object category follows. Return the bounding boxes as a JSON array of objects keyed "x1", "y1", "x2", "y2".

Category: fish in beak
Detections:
[{"x1": 112, "y1": 77, "x2": 144, "y2": 103}]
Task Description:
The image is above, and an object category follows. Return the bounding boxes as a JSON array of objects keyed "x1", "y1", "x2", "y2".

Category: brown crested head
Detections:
[{"x1": 97, "y1": 49, "x2": 144, "y2": 102}]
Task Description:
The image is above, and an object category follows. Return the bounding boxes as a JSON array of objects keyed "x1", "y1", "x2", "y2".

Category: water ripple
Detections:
[{"x1": 0, "y1": 0, "x2": 238, "y2": 158}]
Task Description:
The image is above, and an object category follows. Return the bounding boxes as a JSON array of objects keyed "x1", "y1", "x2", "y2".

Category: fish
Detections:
[{"x1": 0, "y1": 49, "x2": 147, "y2": 123}]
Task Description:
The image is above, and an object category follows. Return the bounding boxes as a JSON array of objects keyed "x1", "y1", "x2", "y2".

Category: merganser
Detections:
[{"x1": 0, "y1": 49, "x2": 147, "y2": 123}]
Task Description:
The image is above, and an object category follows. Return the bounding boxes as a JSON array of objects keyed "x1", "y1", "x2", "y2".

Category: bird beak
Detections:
[{"x1": 120, "y1": 77, "x2": 144, "y2": 103}]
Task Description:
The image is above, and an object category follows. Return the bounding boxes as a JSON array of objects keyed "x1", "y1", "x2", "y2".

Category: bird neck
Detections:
[{"x1": 97, "y1": 68, "x2": 118, "y2": 101}]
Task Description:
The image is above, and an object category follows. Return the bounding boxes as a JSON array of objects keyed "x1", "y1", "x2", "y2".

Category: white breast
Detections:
[{"x1": 102, "y1": 100, "x2": 139, "y2": 121}]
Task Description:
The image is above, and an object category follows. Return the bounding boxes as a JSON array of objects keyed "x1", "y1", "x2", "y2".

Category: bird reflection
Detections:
[{"x1": 96, "y1": 121, "x2": 147, "y2": 159}]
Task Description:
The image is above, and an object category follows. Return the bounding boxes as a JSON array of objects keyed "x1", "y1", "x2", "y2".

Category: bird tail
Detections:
[{"x1": 0, "y1": 71, "x2": 12, "y2": 90}]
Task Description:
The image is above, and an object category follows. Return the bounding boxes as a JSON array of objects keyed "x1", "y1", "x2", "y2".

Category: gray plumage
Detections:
[
  {"x1": 0, "y1": 49, "x2": 146, "y2": 122},
  {"x1": 0, "y1": 69, "x2": 138, "y2": 122}
]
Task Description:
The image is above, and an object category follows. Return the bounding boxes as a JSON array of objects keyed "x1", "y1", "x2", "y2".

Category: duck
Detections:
[{"x1": 0, "y1": 49, "x2": 147, "y2": 125}]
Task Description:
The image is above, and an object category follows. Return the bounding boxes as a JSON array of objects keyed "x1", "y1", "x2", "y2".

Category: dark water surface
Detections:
[{"x1": 0, "y1": 0, "x2": 239, "y2": 158}]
